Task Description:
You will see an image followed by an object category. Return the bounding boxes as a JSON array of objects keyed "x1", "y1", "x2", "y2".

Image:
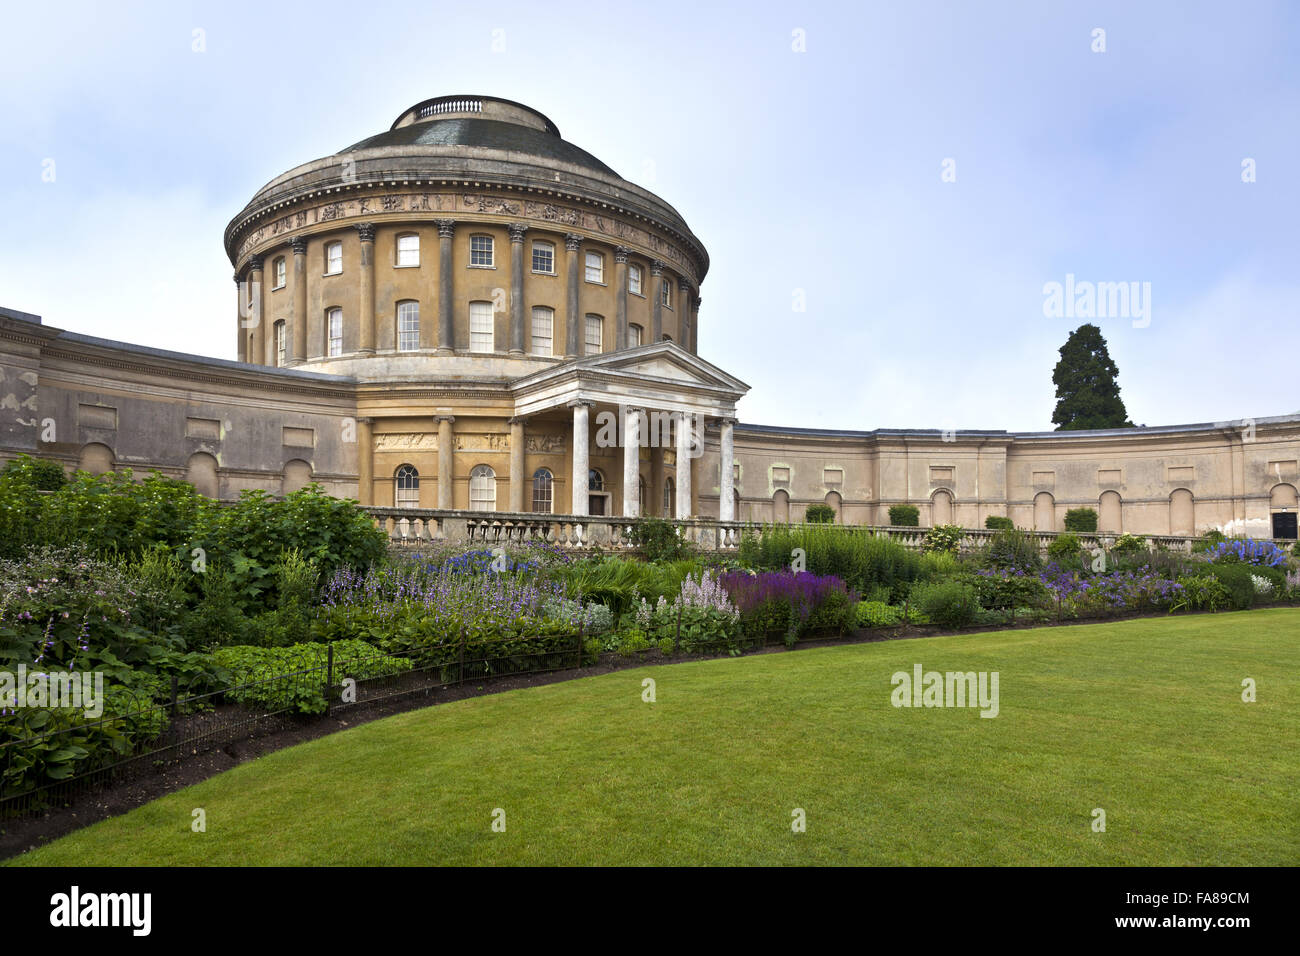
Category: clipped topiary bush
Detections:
[
  {"x1": 984, "y1": 527, "x2": 1043, "y2": 573},
  {"x1": 985, "y1": 516, "x2": 1014, "y2": 531},
  {"x1": 804, "y1": 503, "x2": 836, "y2": 524},
  {"x1": 911, "y1": 579, "x2": 980, "y2": 629},
  {"x1": 1064, "y1": 508, "x2": 1098, "y2": 532},
  {"x1": 888, "y1": 505, "x2": 920, "y2": 527},
  {"x1": 1047, "y1": 532, "x2": 1084, "y2": 559}
]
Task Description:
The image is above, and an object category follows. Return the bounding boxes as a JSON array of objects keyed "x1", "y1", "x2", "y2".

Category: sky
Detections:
[{"x1": 1, "y1": 0, "x2": 1297, "y2": 433}]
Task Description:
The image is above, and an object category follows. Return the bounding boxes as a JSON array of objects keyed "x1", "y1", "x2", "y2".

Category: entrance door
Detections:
[
  {"x1": 589, "y1": 495, "x2": 606, "y2": 516},
  {"x1": 1272, "y1": 512, "x2": 1297, "y2": 539}
]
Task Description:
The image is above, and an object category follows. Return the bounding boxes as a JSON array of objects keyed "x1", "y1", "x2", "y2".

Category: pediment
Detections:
[{"x1": 512, "y1": 341, "x2": 749, "y2": 396}]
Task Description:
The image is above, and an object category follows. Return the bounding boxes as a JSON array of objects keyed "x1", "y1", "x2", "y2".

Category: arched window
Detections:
[
  {"x1": 627, "y1": 323, "x2": 643, "y2": 348},
  {"x1": 531, "y1": 306, "x2": 554, "y2": 356},
  {"x1": 532, "y1": 468, "x2": 553, "y2": 513},
  {"x1": 470, "y1": 465, "x2": 496, "y2": 511},
  {"x1": 186, "y1": 452, "x2": 219, "y2": 498},
  {"x1": 79, "y1": 442, "x2": 114, "y2": 476},
  {"x1": 588, "y1": 469, "x2": 604, "y2": 491},
  {"x1": 772, "y1": 489, "x2": 790, "y2": 523},
  {"x1": 326, "y1": 307, "x2": 343, "y2": 356},
  {"x1": 930, "y1": 489, "x2": 951, "y2": 526},
  {"x1": 395, "y1": 464, "x2": 419, "y2": 509},
  {"x1": 396, "y1": 233, "x2": 420, "y2": 267},
  {"x1": 274, "y1": 320, "x2": 286, "y2": 367},
  {"x1": 397, "y1": 301, "x2": 419, "y2": 351},
  {"x1": 663, "y1": 476, "x2": 675, "y2": 517},
  {"x1": 469, "y1": 301, "x2": 494, "y2": 352},
  {"x1": 585, "y1": 314, "x2": 603, "y2": 355},
  {"x1": 282, "y1": 459, "x2": 312, "y2": 496}
]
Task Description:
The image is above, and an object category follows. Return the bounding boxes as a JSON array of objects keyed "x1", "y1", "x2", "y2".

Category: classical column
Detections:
[
  {"x1": 234, "y1": 274, "x2": 247, "y2": 362},
  {"x1": 678, "y1": 277, "x2": 691, "y2": 348},
  {"x1": 508, "y1": 223, "x2": 527, "y2": 355},
  {"x1": 435, "y1": 220, "x2": 455, "y2": 352},
  {"x1": 247, "y1": 255, "x2": 265, "y2": 365},
  {"x1": 623, "y1": 405, "x2": 641, "y2": 517},
  {"x1": 570, "y1": 400, "x2": 591, "y2": 516},
  {"x1": 356, "y1": 417, "x2": 374, "y2": 506},
  {"x1": 651, "y1": 261, "x2": 664, "y2": 342},
  {"x1": 718, "y1": 418, "x2": 735, "y2": 521},
  {"x1": 675, "y1": 412, "x2": 693, "y2": 519},
  {"x1": 436, "y1": 415, "x2": 455, "y2": 509},
  {"x1": 509, "y1": 416, "x2": 526, "y2": 512},
  {"x1": 614, "y1": 247, "x2": 629, "y2": 350},
  {"x1": 565, "y1": 233, "x2": 582, "y2": 358},
  {"x1": 691, "y1": 294, "x2": 701, "y2": 353},
  {"x1": 289, "y1": 239, "x2": 307, "y2": 364},
  {"x1": 357, "y1": 223, "x2": 376, "y2": 354},
  {"x1": 650, "y1": 443, "x2": 665, "y2": 518}
]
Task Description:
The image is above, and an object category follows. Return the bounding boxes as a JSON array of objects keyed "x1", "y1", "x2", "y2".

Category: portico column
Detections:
[
  {"x1": 247, "y1": 255, "x2": 265, "y2": 365},
  {"x1": 678, "y1": 277, "x2": 691, "y2": 348},
  {"x1": 651, "y1": 260, "x2": 665, "y2": 342},
  {"x1": 357, "y1": 223, "x2": 376, "y2": 354},
  {"x1": 675, "y1": 412, "x2": 694, "y2": 519},
  {"x1": 509, "y1": 416, "x2": 526, "y2": 512},
  {"x1": 290, "y1": 239, "x2": 307, "y2": 365},
  {"x1": 570, "y1": 400, "x2": 592, "y2": 515},
  {"x1": 565, "y1": 234, "x2": 582, "y2": 357},
  {"x1": 356, "y1": 417, "x2": 374, "y2": 506},
  {"x1": 691, "y1": 294, "x2": 701, "y2": 353},
  {"x1": 719, "y1": 417, "x2": 735, "y2": 521},
  {"x1": 623, "y1": 405, "x2": 641, "y2": 517},
  {"x1": 436, "y1": 414, "x2": 455, "y2": 509},
  {"x1": 650, "y1": 444, "x2": 665, "y2": 518},
  {"x1": 615, "y1": 247, "x2": 629, "y2": 349},
  {"x1": 508, "y1": 224, "x2": 527, "y2": 355},
  {"x1": 435, "y1": 220, "x2": 455, "y2": 352}
]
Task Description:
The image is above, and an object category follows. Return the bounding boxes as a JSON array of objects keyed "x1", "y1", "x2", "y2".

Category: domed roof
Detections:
[{"x1": 341, "y1": 96, "x2": 619, "y2": 178}]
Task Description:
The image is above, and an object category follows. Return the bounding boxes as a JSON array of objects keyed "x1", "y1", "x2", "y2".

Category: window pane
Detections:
[
  {"x1": 532, "y1": 242, "x2": 554, "y2": 274},
  {"x1": 532, "y1": 468, "x2": 553, "y2": 513},
  {"x1": 327, "y1": 243, "x2": 342, "y2": 274},
  {"x1": 627, "y1": 324, "x2": 642, "y2": 348},
  {"x1": 328, "y1": 308, "x2": 343, "y2": 356},
  {"x1": 397, "y1": 235, "x2": 419, "y2": 266},
  {"x1": 470, "y1": 465, "x2": 496, "y2": 511},
  {"x1": 275, "y1": 322, "x2": 286, "y2": 367},
  {"x1": 395, "y1": 465, "x2": 419, "y2": 508},
  {"x1": 531, "y1": 307, "x2": 553, "y2": 356},
  {"x1": 274, "y1": 258, "x2": 285, "y2": 287},
  {"x1": 585, "y1": 252, "x2": 603, "y2": 283},
  {"x1": 470, "y1": 301, "x2": 494, "y2": 352},
  {"x1": 585, "y1": 314, "x2": 602, "y2": 355},
  {"x1": 397, "y1": 301, "x2": 419, "y2": 351},
  {"x1": 661, "y1": 280, "x2": 671, "y2": 308},
  {"x1": 470, "y1": 235, "x2": 494, "y2": 267},
  {"x1": 629, "y1": 265, "x2": 641, "y2": 295}
]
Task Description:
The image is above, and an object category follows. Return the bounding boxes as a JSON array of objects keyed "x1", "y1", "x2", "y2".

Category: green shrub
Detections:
[
  {"x1": 888, "y1": 505, "x2": 920, "y2": 527},
  {"x1": 626, "y1": 517, "x2": 694, "y2": 562},
  {"x1": 1064, "y1": 508, "x2": 1098, "y2": 532},
  {"x1": 1193, "y1": 529, "x2": 1227, "y2": 554},
  {"x1": 1111, "y1": 533, "x2": 1147, "y2": 555},
  {"x1": 3, "y1": 454, "x2": 67, "y2": 491},
  {"x1": 911, "y1": 579, "x2": 980, "y2": 629},
  {"x1": 1203, "y1": 564, "x2": 1256, "y2": 610},
  {"x1": 1047, "y1": 532, "x2": 1083, "y2": 559},
  {"x1": 657, "y1": 637, "x2": 675, "y2": 655},
  {"x1": 1170, "y1": 575, "x2": 1232, "y2": 612},
  {"x1": 188, "y1": 562, "x2": 252, "y2": 647},
  {"x1": 855, "y1": 601, "x2": 900, "y2": 628},
  {"x1": 742, "y1": 524, "x2": 920, "y2": 599},
  {"x1": 918, "y1": 551, "x2": 961, "y2": 581},
  {"x1": 212, "y1": 640, "x2": 410, "y2": 715},
  {"x1": 972, "y1": 573, "x2": 1052, "y2": 610},
  {"x1": 985, "y1": 516, "x2": 1014, "y2": 531},
  {"x1": 984, "y1": 527, "x2": 1043, "y2": 573},
  {"x1": 923, "y1": 524, "x2": 963, "y2": 554},
  {"x1": 804, "y1": 504, "x2": 835, "y2": 524}
]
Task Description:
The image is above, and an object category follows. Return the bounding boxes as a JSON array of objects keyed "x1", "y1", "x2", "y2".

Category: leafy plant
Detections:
[
  {"x1": 985, "y1": 516, "x2": 1014, "y2": 531},
  {"x1": 1064, "y1": 508, "x2": 1099, "y2": 532},
  {"x1": 888, "y1": 505, "x2": 920, "y2": 527},
  {"x1": 804, "y1": 504, "x2": 835, "y2": 524},
  {"x1": 923, "y1": 524, "x2": 963, "y2": 554}
]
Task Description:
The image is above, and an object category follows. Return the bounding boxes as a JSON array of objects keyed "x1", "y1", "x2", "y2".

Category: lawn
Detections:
[{"x1": 10, "y1": 609, "x2": 1298, "y2": 866}]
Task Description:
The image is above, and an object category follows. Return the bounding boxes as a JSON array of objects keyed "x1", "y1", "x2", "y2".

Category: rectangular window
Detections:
[
  {"x1": 661, "y1": 279, "x2": 672, "y2": 309},
  {"x1": 627, "y1": 324, "x2": 642, "y2": 348},
  {"x1": 470, "y1": 235, "x2": 494, "y2": 267},
  {"x1": 274, "y1": 321, "x2": 286, "y2": 367},
  {"x1": 397, "y1": 234, "x2": 419, "y2": 267},
  {"x1": 273, "y1": 257, "x2": 286, "y2": 289},
  {"x1": 585, "y1": 251, "x2": 603, "y2": 283},
  {"x1": 327, "y1": 308, "x2": 343, "y2": 356},
  {"x1": 470, "y1": 301, "x2": 494, "y2": 352},
  {"x1": 628, "y1": 263, "x2": 642, "y2": 296},
  {"x1": 531, "y1": 307, "x2": 554, "y2": 356},
  {"x1": 326, "y1": 242, "x2": 342, "y2": 275},
  {"x1": 397, "y1": 301, "x2": 419, "y2": 351},
  {"x1": 531, "y1": 241, "x2": 555, "y2": 274},
  {"x1": 585, "y1": 314, "x2": 603, "y2": 355}
]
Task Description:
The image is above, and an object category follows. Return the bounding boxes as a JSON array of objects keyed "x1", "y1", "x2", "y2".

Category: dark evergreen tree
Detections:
[{"x1": 1051, "y1": 324, "x2": 1133, "y2": 430}]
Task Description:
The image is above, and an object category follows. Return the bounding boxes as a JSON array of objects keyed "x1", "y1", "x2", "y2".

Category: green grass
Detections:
[{"x1": 10, "y1": 609, "x2": 1299, "y2": 866}]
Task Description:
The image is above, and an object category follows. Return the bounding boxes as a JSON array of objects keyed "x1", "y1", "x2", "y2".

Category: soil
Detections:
[{"x1": 3, "y1": 600, "x2": 1293, "y2": 861}]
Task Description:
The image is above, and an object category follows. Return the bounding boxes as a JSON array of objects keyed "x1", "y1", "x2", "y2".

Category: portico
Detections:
[{"x1": 510, "y1": 341, "x2": 748, "y2": 519}]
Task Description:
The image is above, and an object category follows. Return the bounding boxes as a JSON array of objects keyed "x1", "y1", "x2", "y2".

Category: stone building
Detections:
[{"x1": 1, "y1": 95, "x2": 1297, "y2": 540}]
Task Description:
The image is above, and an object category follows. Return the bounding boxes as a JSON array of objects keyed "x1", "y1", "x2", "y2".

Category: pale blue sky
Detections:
[{"x1": 2, "y1": 0, "x2": 1296, "y2": 431}]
